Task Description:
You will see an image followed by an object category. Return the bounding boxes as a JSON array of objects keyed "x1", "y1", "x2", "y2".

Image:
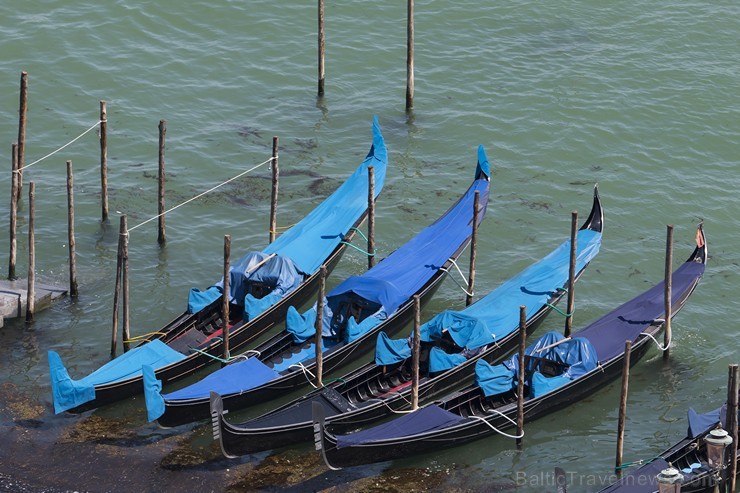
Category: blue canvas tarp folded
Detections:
[
  {"x1": 336, "y1": 404, "x2": 466, "y2": 449},
  {"x1": 475, "y1": 359, "x2": 514, "y2": 397},
  {"x1": 49, "y1": 340, "x2": 186, "y2": 414},
  {"x1": 375, "y1": 331, "x2": 412, "y2": 365}
]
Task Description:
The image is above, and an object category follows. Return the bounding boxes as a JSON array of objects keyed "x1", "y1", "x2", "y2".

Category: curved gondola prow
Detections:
[
  {"x1": 687, "y1": 222, "x2": 707, "y2": 265},
  {"x1": 312, "y1": 401, "x2": 342, "y2": 471},
  {"x1": 579, "y1": 185, "x2": 604, "y2": 234},
  {"x1": 210, "y1": 392, "x2": 237, "y2": 460}
]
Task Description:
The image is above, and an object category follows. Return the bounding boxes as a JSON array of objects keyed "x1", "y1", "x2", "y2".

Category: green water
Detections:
[{"x1": 0, "y1": 1, "x2": 738, "y2": 491}]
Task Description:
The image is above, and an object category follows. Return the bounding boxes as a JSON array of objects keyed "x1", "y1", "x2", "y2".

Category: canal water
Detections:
[{"x1": 0, "y1": 1, "x2": 738, "y2": 491}]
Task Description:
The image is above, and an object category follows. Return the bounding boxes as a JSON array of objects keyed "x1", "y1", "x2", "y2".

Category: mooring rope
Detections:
[
  {"x1": 15, "y1": 120, "x2": 103, "y2": 172},
  {"x1": 640, "y1": 329, "x2": 671, "y2": 351},
  {"x1": 615, "y1": 456, "x2": 663, "y2": 470},
  {"x1": 290, "y1": 362, "x2": 319, "y2": 388},
  {"x1": 123, "y1": 331, "x2": 167, "y2": 343},
  {"x1": 128, "y1": 157, "x2": 273, "y2": 233},
  {"x1": 340, "y1": 228, "x2": 375, "y2": 257},
  {"x1": 469, "y1": 408, "x2": 524, "y2": 439},
  {"x1": 440, "y1": 258, "x2": 473, "y2": 297}
]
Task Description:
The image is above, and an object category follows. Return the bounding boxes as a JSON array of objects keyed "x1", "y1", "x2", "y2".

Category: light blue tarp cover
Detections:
[
  {"x1": 373, "y1": 225, "x2": 602, "y2": 367},
  {"x1": 475, "y1": 331, "x2": 598, "y2": 398},
  {"x1": 186, "y1": 116, "x2": 389, "y2": 314},
  {"x1": 49, "y1": 340, "x2": 186, "y2": 414},
  {"x1": 375, "y1": 331, "x2": 412, "y2": 365},
  {"x1": 288, "y1": 146, "x2": 493, "y2": 350}
]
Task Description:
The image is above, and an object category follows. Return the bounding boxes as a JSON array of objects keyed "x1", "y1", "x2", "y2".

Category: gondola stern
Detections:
[
  {"x1": 312, "y1": 401, "x2": 343, "y2": 471},
  {"x1": 690, "y1": 222, "x2": 708, "y2": 265},
  {"x1": 142, "y1": 364, "x2": 166, "y2": 423},
  {"x1": 579, "y1": 184, "x2": 604, "y2": 234},
  {"x1": 210, "y1": 392, "x2": 239, "y2": 459},
  {"x1": 475, "y1": 144, "x2": 491, "y2": 181}
]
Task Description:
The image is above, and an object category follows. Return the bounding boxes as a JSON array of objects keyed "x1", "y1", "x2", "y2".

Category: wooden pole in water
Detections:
[
  {"x1": 663, "y1": 225, "x2": 673, "y2": 360},
  {"x1": 367, "y1": 165, "x2": 376, "y2": 269},
  {"x1": 157, "y1": 119, "x2": 166, "y2": 246},
  {"x1": 615, "y1": 339, "x2": 632, "y2": 474},
  {"x1": 405, "y1": 0, "x2": 414, "y2": 111},
  {"x1": 16, "y1": 71, "x2": 28, "y2": 202},
  {"x1": 25, "y1": 182, "x2": 35, "y2": 323},
  {"x1": 314, "y1": 265, "x2": 327, "y2": 387},
  {"x1": 269, "y1": 137, "x2": 279, "y2": 244},
  {"x1": 411, "y1": 294, "x2": 421, "y2": 410},
  {"x1": 564, "y1": 211, "x2": 578, "y2": 338},
  {"x1": 111, "y1": 215, "x2": 125, "y2": 356},
  {"x1": 99, "y1": 101, "x2": 108, "y2": 222},
  {"x1": 122, "y1": 216, "x2": 130, "y2": 352},
  {"x1": 466, "y1": 191, "x2": 480, "y2": 306},
  {"x1": 66, "y1": 160, "x2": 78, "y2": 298},
  {"x1": 9, "y1": 143, "x2": 19, "y2": 280},
  {"x1": 516, "y1": 305, "x2": 526, "y2": 447},
  {"x1": 222, "y1": 235, "x2": 231, "y2": 366},
  {"x1": 317, "y1": 0, "x2": 325, "y2": 97},
  {"x1": 726, "y1": 364, "x2": 738, "y2": 493}
]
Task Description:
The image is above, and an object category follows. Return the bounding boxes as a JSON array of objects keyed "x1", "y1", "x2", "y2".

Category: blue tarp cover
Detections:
[
  {"x1": 375, "y1": 331, "x2": 412, "y2": 365},
  {"x1": 374, "y1": 227, "x2": 602, "y2": 367},
  {"x1": 576, "y1": 260, "x2": 705, "y2": 362},
  {"x1": 49, "y1": 340, "x2": 186, "y2": 414},
  {"x1": 428, "y1": 346, "x2": 468, "y2": 373},
  {"x1": 688, "y1": 405, "x2": 725, "y2": 438},
  {"x1": 335, "y1": 404, "x2": 466, "y2": 449},
  {"x1": 475, "y1": 359, "x2": 515, "y2": 397}
]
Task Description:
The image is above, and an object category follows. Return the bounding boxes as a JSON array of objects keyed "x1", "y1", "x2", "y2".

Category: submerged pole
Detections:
[
  {"x1": 564, "y1": 211, "x2": 577, "y2": 338},
  {"x1": 317, "y1": 0, "x2": 325, "y2": 96},
  {"x1": 615, "y1": 340, "x2": 632, "y2": 474},
  {"x1": 16, "y1": 71, "x2": 28, "y2": 201},
  {"x1": 158, "y1": 120, "x2": 166, "y2": 246},
  {"x1": 516, "y1": 305, "x2": 526, "y2": 447},
  {"x1": 100, "y1": 100, "x2": 108, "y2": 222},
  {"x1": 466, "y1": 191, "x2": 480, "y2": 306},
  {"x1": 405, "y1": 0, "x2": 414, "y2": 111},
  {"x1": 67, "y1": 160, "x2": 78, "y2": 298},
  {"x1": 9, "y1": 143, "x2": 19, "y2": 280},
  {"x1": 367, "y1": 165, "x2": 376, "y2": 269},
  {"x1": 663, "y1": 225, "x2": 673, "y2": 360},
  {"x1": 315, "y1": 265, "x2": 327, "y2": 387},
  {"x1": 269, "y1": 137, "x2": 279, "y2": 244},
  {"x1": 411, "y1": 294, "x2": 421, "y2": 410},
  {"x1": 110, "y1": 215, "x2": 125, "y2": 356},
  {"x1": 25, "y1": 182, "x2": 35, "y2": 323},
  {"x1": 222, "y1": 235, "x2": 231, "y2": 366},
  {"x1": 727, "y1": 364, "x2": 739, "y2": 493}
]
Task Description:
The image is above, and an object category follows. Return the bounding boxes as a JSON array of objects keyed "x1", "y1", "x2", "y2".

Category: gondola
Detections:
[
  {"x1": 314, "y1": 225, "x2": 707, "y2": 469},
  {"x1": 47, "y1": 116, "x2": 388, "y2": 414},
  {"x1": 143, "y1": 145, "x2": 493, "y2": 427},
  {"x1": 599, "y1": 401, "x2": 736, "y2": 492},
  {"x1": 210, "y1": 187, "x2": 604, "y2": 457}
]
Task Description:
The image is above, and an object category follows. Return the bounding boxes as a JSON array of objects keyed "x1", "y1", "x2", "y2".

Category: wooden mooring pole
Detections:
[
  {"x1": 25, "y1": 182, "x2": 35, "y2": 323},
  {"x1": 158, "y1": 120, "x2": 166, "y2": 245},
  {"x1": 663, "y1": 225, "x2": 673, "y2": 360},
  {"x1": 411, "y1": 294, "x2": 421, "y2": 410},
  {"x1": 727, "y1": 364, "x2": 739, "y2": 493},
  {"x1": 516, "y1": 305, "x2": 526, "y2": 447},
  {"x1": 110, "y1": 215, "x2": 125, "y2": 356},
  {"x1": 564, "y1": 211, "x2": 577, "y2": 338},
  {"x1": 405, "y1": 0, "x2": 414, "y2": 111},
  {"x1": 66, "y1": 160, "x2": 78, "y2": 298},
  {"x1": 222, "y1": 235, "x2": 231, "y2": 366},
  {"x1": 269, "y1": 137, "x2": 279, "y2": 244},
  {"x1": 367, "y1": 165, "x2": 376, "y2": 269},
  {"x1": 100, "y1": 101, "x2": 108, "y2": 222},
  {"x1": 9, "y1": 143, "x2": 19, "y2": 280},
  {"x1": 122, "y1": 217, "x2": 130, "y2": 352},
  {"x1": 16, "y1": 71, "x2": 28, "y2": 202},
  {"x1": 314, "y1": 265, "x2": 327, "y2": 387},
  {"x1": 317, "y1": 0, "x2": 325, "y2": 97},
  {"x1": 466, "y1": 191, "x2": 480, "y2": 306},
  {"x1": 615, "y1": 340, "x2": 632, "y2": 474}
]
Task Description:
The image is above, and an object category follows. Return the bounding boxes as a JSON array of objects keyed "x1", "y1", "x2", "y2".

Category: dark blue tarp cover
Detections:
[
  {"x1": 186, "y1": 116, "x2": 388, "y2": 314},
  {"x1": 335, "y1": 404, "x2": 466, "y2": 449},
  {"x1": 688, "y1": 404, "x2": 725, "y2": 438},
  {"x1": 576, "y1": 260, "x2": 705, "y2": 362},
  {"x1": 49, "y1": 340, "x2": 186, "y2": 414},
  {"x1": 288, "y1": 146, "x2": 493, "y2": 345},
  {"x1": 373, "y1": 226, "x2": 602, "y2": 366}
]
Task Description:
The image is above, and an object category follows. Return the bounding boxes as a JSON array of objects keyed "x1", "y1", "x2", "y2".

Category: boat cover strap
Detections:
[{"x1": 335, "y1": 404, "x2": 465, "y2": 449}]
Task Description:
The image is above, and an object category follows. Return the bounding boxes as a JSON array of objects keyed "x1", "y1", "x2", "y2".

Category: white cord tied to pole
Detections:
[
  {"x1": 290, "y1": 362, "x2": 318, "y2": 389},
  {"x1": 469, "y1": 408, "x2": 524, "y2": 439},
  {"x1": 16, "y1": 120, "x2": 102, "y2": 172},
  {"x1": 128, "y1": 157, "x2": 272, "y2": 233},
  {"x1": 640, "y1": 330, "x2": 671, "y2": 352},
  {"x1": 441, "y1": 258, "x2": 474, "y2": 297}
]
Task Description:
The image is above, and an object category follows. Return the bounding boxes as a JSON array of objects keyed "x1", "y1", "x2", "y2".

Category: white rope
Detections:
[
  {"x1": 128, "y1": 157, "x2": 273, "y2": 233},
  {"x1": 233, "y1": 350, "x2": 261, "y2": 361},
  {"x1": 469, "y1": 408, "x2": 524, "y2": 439},
  {"x1": 368, "y1": 392, "x2": 416, "y2": 414},
  {"x1": 441, "y1": 258, "x2": 474, "y2": 297},
  {"x1": 640, "y1": 330, "x2": 671, "y2": 352},
  {"x1": 16, "y1": 120, "x2": 102, "y2": 172},
  {"x1": 289, "y1": 362, "x2": 318, "y2": 389}
]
